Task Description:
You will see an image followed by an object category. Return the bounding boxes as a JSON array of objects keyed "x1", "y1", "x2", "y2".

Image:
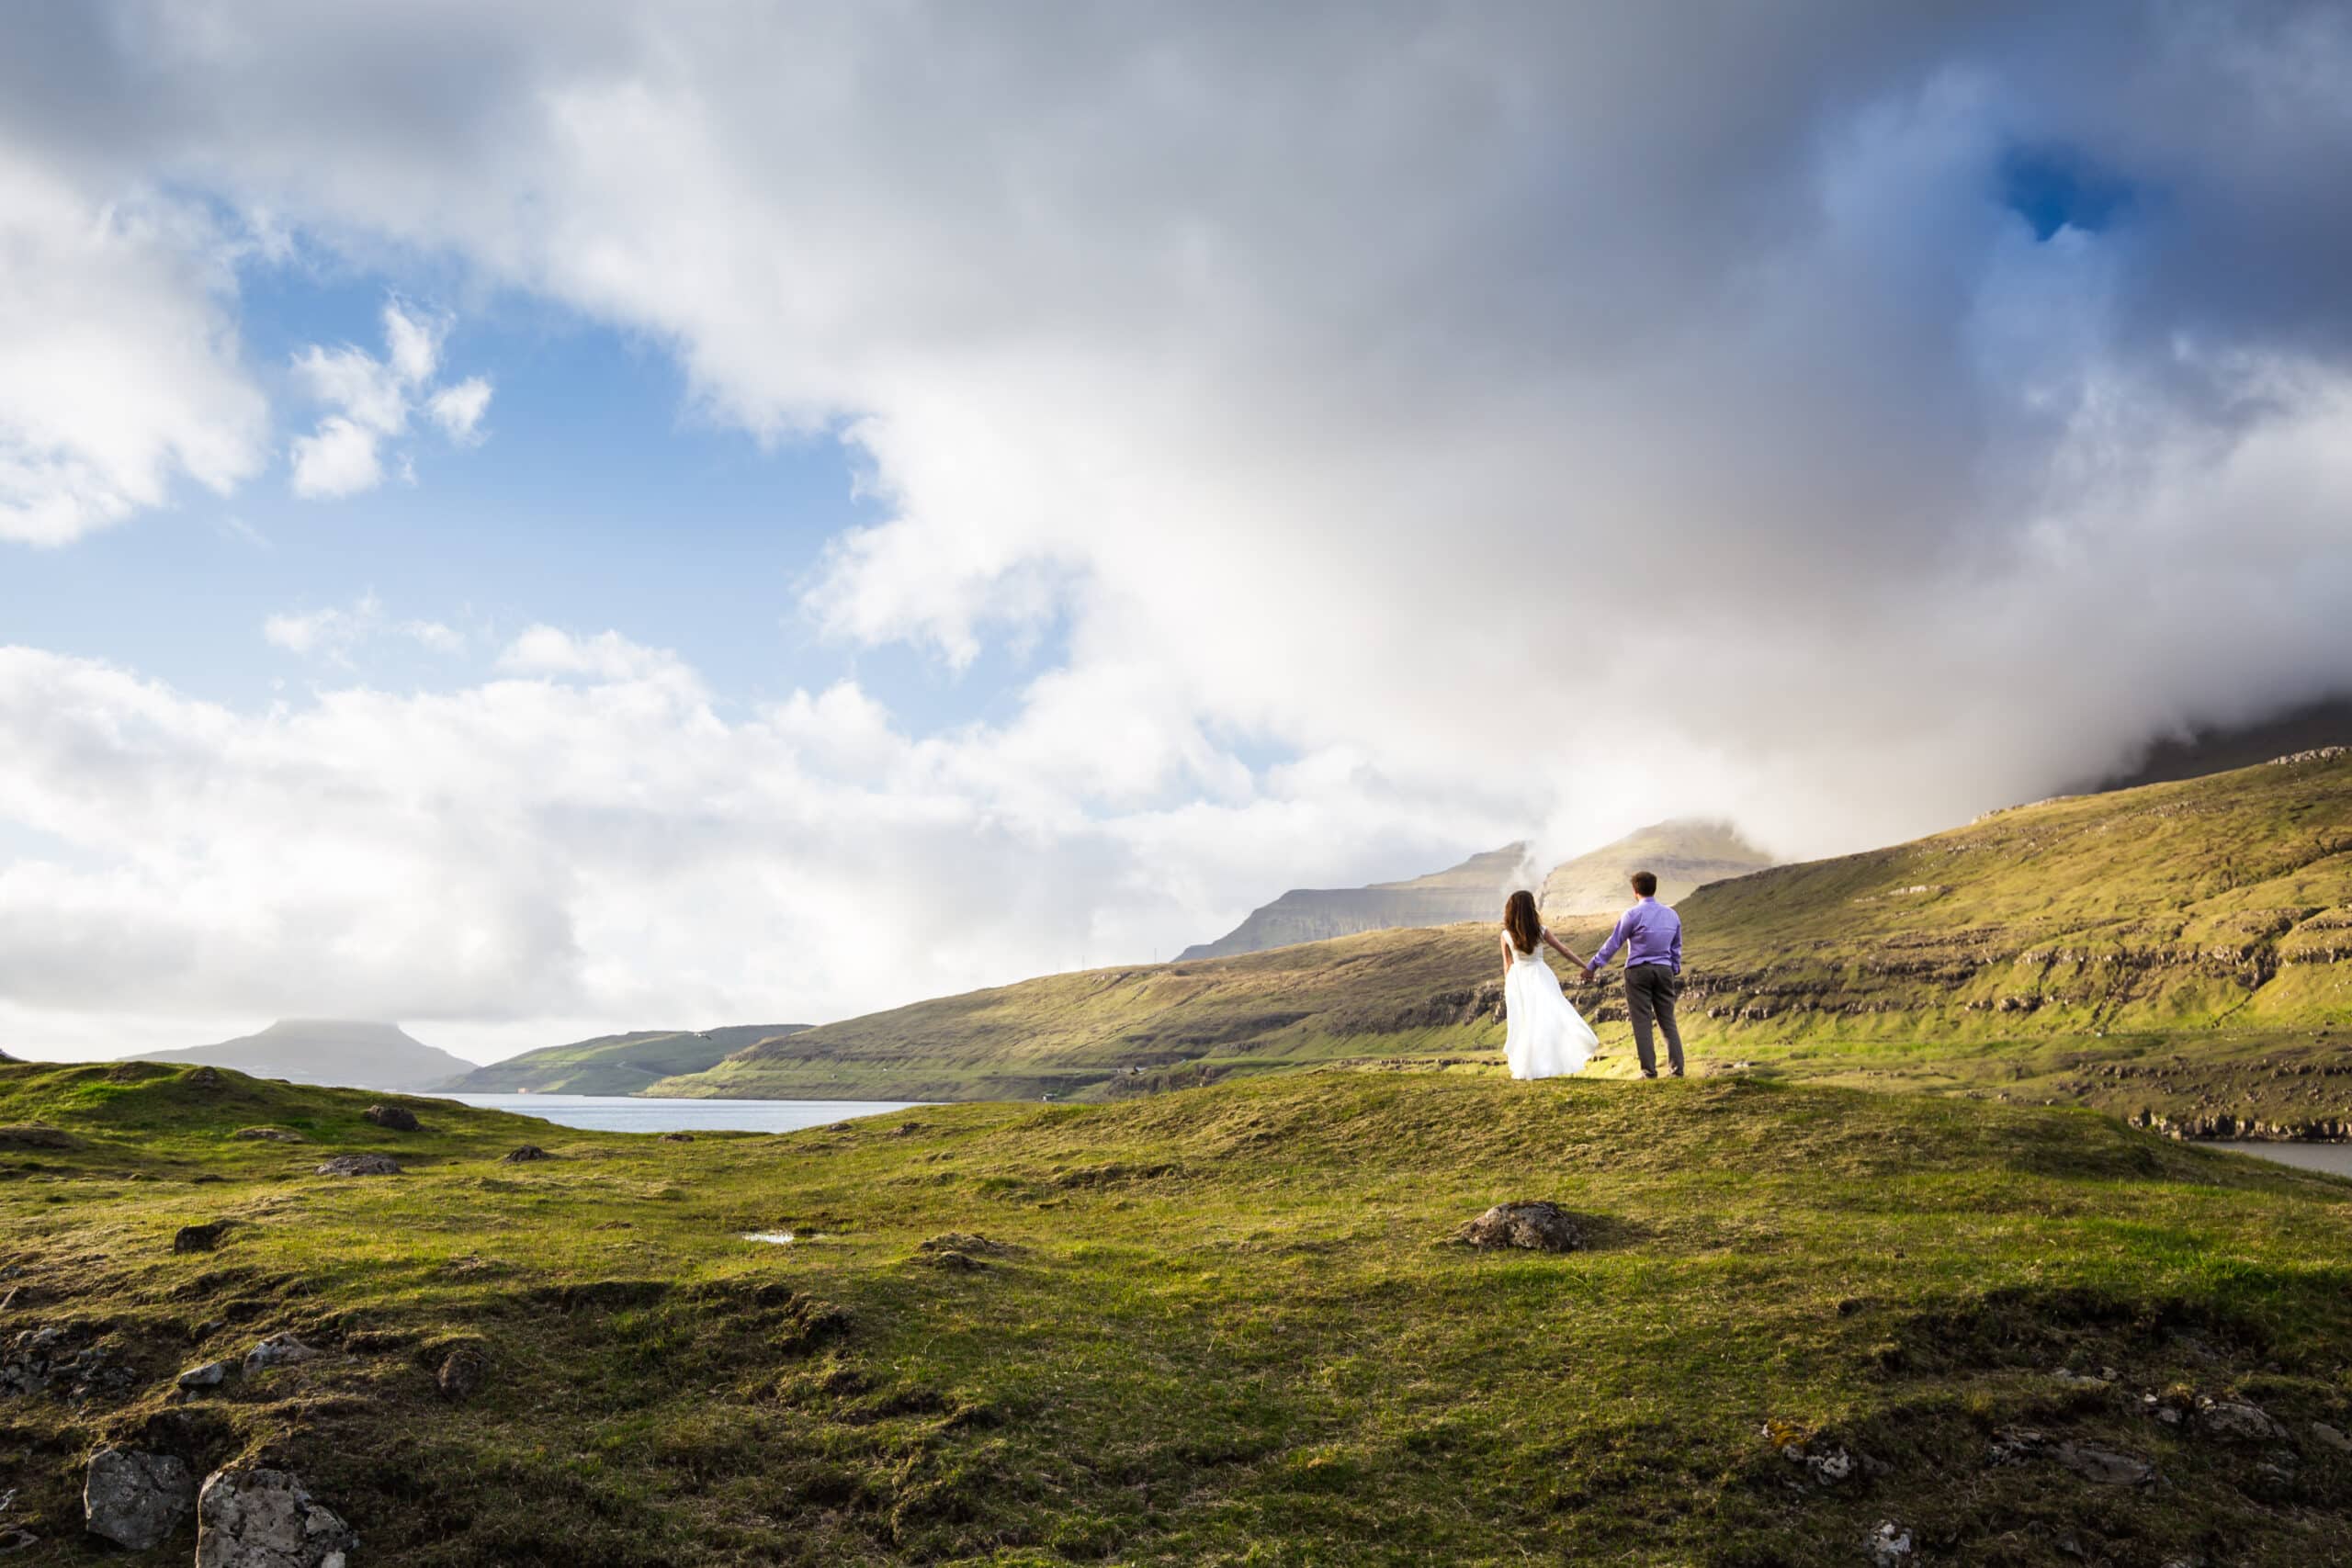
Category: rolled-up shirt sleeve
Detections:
[{"x1": 1592, "y1": 914, "x2": 1627, "y2": 968}]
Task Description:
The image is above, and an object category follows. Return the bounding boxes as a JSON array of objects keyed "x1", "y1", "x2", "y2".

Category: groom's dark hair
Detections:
[{"x1": 1631, "y1": 871, "x2": 1659, "y2": 897}]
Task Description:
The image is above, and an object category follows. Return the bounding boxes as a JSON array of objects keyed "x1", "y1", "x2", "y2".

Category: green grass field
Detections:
[{"x1": 5, "y1": 1058, "x2": 2347, "y2": 1564}]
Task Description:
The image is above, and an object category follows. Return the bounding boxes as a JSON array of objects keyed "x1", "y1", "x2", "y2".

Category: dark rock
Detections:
[
  {"x1": 185, "y1": 1066, "x2": 227, "y2": 1089},
  {"x1": 242, "y1": 1334, "x2": 318, "y2": 1374},
  {"x1": 0, "y1": 1125, "x2": 78, "y2": 1150},
  {"x1": 195, "y1": 1466, "x2": 356, "y2": 1568},
  {"x1": 361, "y1": 1104, "x2": 419, "y2": 1133},
  {"x1": 499, "y1": 1145, "x2": 551, "y2": 1163},
  {"x1": 2053, "y1": 1439, "x2": 2156, "y2": 1486},
  {"x1": 230, "y1": 1128, "x2": 304, "y2": 1144},
  {"x1": 2198, "y1": 1397, "x2": 2288, "y2": 1441},
  {"x1": 84, "y1": 1446, "x2": 196, "y2": 1551},
  {"x1": 175, "y1": 1221, "x2": 237, "y2": 1254},
  {"x1": 659, "y1": 1132, "x2": 695, "y2": 1143},
  {"x1": 890, "y1": 1122, "x2": 925, "y2": 1137},
  {"x1": 314, "y1": 1154, "x2": 400, "y2": 1177},
  {"x1": 435, "y1": 1347, "x2": 488, "y2": 1402},
  {"x1": 1453, "y1": 1201, "x2": 1583, "y2": 1253},
  {"x1": 1, "y1": 1325, "x2": 136, "y2": 1404}
]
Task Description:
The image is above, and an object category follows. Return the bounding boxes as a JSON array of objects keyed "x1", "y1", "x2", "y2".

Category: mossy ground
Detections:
[{"x1": 3, "y1": 1060, "x2": 2348, "y2": 1564}]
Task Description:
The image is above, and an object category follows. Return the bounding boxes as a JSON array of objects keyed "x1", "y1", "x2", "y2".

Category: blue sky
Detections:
[{"x1": 0, "y1": 268, "x2": 1071, "y2": 739}]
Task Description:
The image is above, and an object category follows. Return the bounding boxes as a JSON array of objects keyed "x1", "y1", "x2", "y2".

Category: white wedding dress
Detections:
[{"x1": 1504, "y1": 931, "x2": 1599, "y2": 1079}]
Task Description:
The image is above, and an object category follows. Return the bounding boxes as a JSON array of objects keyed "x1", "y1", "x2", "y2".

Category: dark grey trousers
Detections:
[{"x1": 1625, "y1": 964, "x2": 1685, "y2": 1077}]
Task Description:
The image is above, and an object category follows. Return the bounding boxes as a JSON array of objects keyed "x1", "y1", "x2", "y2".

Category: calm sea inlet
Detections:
[
  {"x1": 2208, "y1": 1141, "x2": 2352, "y2": 1179},
  {"x1": 454, "y1": 1096, "x2": 2352, "y2": 1169},
  {"x1": 443, "y1": 1094, "x2": 928, "y2": 1134}
]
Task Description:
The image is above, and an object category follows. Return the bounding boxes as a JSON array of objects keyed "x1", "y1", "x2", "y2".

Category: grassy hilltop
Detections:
[
  {"x1": 657, "y1": 750, "x2": 2352, "y2": 1121},
  {"x1": 437, "y1": 1024, "x2": 808, "y2": 1097},
  {"x1": 2, "y1": 1058, "x2": 2348, "y2": 1564}
]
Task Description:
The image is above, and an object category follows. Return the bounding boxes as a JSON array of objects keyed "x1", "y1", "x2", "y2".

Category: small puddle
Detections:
[{"x1": 740, "y1": 1231, "x2": 796, "y2": 1246}]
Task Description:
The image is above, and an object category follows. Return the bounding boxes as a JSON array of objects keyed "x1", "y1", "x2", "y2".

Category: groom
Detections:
[{"x1": 1584, "y1": 870, "x2": 1685, "y2": 1079}]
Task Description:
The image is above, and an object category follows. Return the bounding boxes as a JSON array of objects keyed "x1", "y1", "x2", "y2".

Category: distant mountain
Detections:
[
  {"x1": 1179, "y1": 821, "x2": 1775, "y2": 961},
  {"x1": 438, "y1": 1024, "x2": 809, "y2": 1096},
  {"x1": 1177, "y1": 843, "x2": 1533, "y2": 960},
  {"x1": 135, "y1": 1020, "x2": 473, "y2": 1092},
  {"x1": 1539, "y1": 819, "x2": 1775, "y2": 914}
]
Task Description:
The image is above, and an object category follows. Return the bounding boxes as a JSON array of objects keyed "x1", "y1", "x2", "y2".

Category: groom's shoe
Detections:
[{"x1": 1639, "y1": 1070, "x2": 1658, "y2": 1079}]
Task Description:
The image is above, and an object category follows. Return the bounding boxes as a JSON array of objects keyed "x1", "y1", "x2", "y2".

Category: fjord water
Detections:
[
  {"x1": 442, "y1": 1092, "x2": 926, "y2": 1134},
  {"x1": 2212, "y1": 1140, "x2": 2352, "y2": 1178}
]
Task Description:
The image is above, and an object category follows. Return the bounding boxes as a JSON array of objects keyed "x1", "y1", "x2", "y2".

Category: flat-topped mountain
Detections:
[
  {"x1": 439, "y1": 1023, "x2": 808, "y2": 1096},
  {"x1": 656, "y1": 750, "x2": 2352, "y2": 1109},
  {"x1": 1539, "y1": 818, "x2": 1774, "y2": 914},
  {"x1": 1180, "y1": 820, "x2": 1774, "y2": 961},
  {"x1": 134, "y1": 1019, "x2": 473, "y2": 1093}
]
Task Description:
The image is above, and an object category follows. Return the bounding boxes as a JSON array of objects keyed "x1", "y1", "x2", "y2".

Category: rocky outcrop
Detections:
[
  {"x1": 436, "y1": 1347, "x2": 488, "y2": 1402},
  {"x1": 84, "y1": 1447, "x2": 195, "y2": 1550},
  {"x1": 500, "y1": 1145, "x2": 551, "y2": 1163},
  {"x1": 243, "y1": 1335, "x2": 319, "y2": 1374},
  {"x1": 232, "y1": 1127, "x2": 305, "y2": 1144},
  {"x1": 360, "y1": 1104, "x2": 419, "y2": 1133},
  {"x1": 1453, "y1": 1201, "x2": 1582, "y2": 1253},
  {"x1": 314, "y1": 1154, "x2": 401, "y2": 1177},
  {"x1": 195, "y1": 1467, "x2": 356, "y2": 1568}
]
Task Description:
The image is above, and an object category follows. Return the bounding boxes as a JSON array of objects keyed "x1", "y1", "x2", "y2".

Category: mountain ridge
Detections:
[
  {"x1": 437, "y1": 1023, "x2": 809, "y2": 1095},
  {"x1": 133, "y1": 1019, "x2": 473, "y2": 1093}
]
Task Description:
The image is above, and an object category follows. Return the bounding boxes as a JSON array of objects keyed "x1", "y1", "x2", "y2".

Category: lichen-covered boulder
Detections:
[
  {"x1": 1453, "y1": 1201, "x2": 1583, "y2": 1252},
  {"x1": 196, "y1": 1467, "x2": 356, "y2": 1568},
  {"x1": 315, "y1": 1154, "x2": 400, "y2": 1177},
  {"x1": 85, "y1": 1447, "x2": 196, "y2": 1550}
]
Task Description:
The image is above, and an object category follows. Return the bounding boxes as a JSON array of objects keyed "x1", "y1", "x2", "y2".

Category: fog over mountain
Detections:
[{"x1": 5, "y1": 3, "x2": 2352, "y2": 1056}]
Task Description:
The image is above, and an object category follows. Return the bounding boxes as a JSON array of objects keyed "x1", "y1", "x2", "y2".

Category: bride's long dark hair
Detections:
[{"x1": 1502, "y1": 889, "x2": 1542, "y2": 955}]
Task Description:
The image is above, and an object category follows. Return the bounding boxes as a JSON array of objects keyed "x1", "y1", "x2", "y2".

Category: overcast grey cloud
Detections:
[{"x1": 3, "y1": 2, "x2": 2350, "y2": 1054}]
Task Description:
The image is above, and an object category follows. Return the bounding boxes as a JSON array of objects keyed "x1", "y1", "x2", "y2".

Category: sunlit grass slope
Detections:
[
  {"x1": 658, "y1": 751, "x2": 2352, "y2": 1110},
  {"x1": 3, "y1": 1059, "x2": 2347, "y2": 1564}
]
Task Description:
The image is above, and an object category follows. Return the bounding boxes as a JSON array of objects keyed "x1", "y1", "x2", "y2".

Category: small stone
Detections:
[
  {"x1": 195, "y1": 1467, "x2": 355, "y2": 1568},
  {"x1": 231, "y1": 1127, "x2": 304, "y2": 1144},
  {"x1": 919, "y1": 1248, "x2": 985, "y2": 1272},
  {"x1": 1867, "y1": 1521, "x2": 1914, "y2": 1565},
  {"x1": 174, "y1": 1221, "x2": 236, "y2": 1254},
  {"x1": 84, "y1": 1447, "x2": 196, "y2": 1551},
  {"x1": 499, "y1": 1145, "x2": 550, "y2": 1163},
  {"x1": 1453, "y1": 1201, "x2": 1582, "y2": 1253},
  {"x1": 2311, "y1": 1422, "x2": 2352, "y2": 1453},
  {"x1": 659, "y1": 1132, "x2": 695, "y2": 1143},
  {"x1": 436, "y1": 1347, "x2": 488, "y2": 1402},
  {"x1": 314, "y1": 1154, "x2": 401, "y2": 1177},
  {"x1": 361, "y1": 1104, "x2": 420, "y2": 1132},
  {"x1": 243, "y1": 1334, "x2": 318, "y2": 1374},
  {"x1": 177, "y1": 1359, "x2": 234, "y2": 1391}
]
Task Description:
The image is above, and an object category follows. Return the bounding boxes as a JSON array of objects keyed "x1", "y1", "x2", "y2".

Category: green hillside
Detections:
[
  {"x1": 4, "y1": 1058, "x2": 2346, "y2": 1564},
  {"x1": 657, "y1": 750, "x2": 2352, "y2": 1121},
  {"x1": 440, "y1": 1023, "x2": 807, "y2": 1096}
]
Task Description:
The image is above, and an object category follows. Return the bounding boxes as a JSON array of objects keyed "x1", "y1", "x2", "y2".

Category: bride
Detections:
[{"x1": 1499, "y1": 889, "x2": 1600, "y2": 1079}]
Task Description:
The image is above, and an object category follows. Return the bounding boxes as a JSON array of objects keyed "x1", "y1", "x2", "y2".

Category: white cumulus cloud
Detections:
[{"x1": 287, "y1": 300, "x2": 492, "y2": 499}]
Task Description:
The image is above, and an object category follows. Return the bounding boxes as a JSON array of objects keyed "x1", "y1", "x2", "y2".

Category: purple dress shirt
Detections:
[{"x1": 1591, "y1": 897, "x2": 1682, "y2": 973}]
